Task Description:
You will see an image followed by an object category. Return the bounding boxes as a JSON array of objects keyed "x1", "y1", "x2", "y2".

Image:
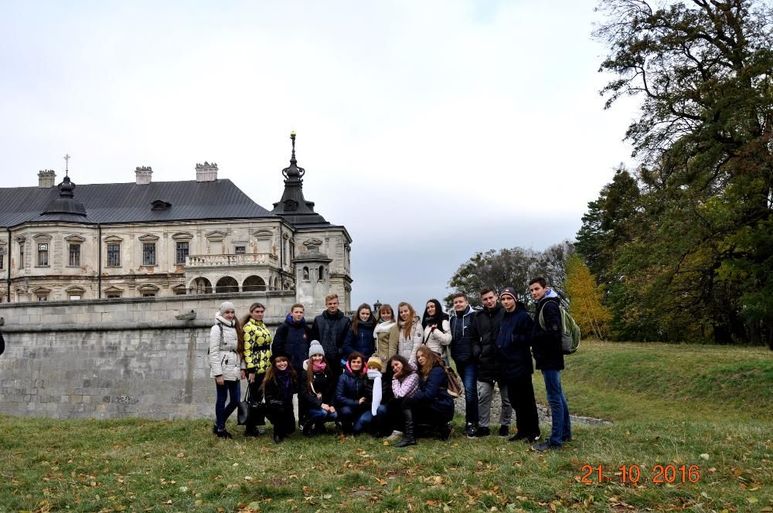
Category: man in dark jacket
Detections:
[
  {"x1": 496, "y1": 287, "x2": 540, "y2": 442},
  {"x1": 272, "y1": 303, "x2": 312, "y2": 376},
  {"x1": 449, "y1": 292, "x2": 480, "y2": 438},
  {"x1": 529, "y1": 277, "x2": 571, "y2": 451},
  {"x1": 469, "y1": 287, "x2": 512, "y2": 437},
  {"x1": 311, "y1": 293, "x2": 351, "y2": 377}
]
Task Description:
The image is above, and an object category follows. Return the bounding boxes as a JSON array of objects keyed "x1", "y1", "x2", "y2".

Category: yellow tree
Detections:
[{"x1": 565, "y1": 253, "x2": 611, "y2": 340}]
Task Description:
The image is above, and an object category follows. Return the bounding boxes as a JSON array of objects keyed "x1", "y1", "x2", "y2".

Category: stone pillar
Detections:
[
  {"x1": 135, "y1": 166, "x2": 153, "y2": 185},
  {"x1": 195, "y1": 162, "x2": 218, "y2": 182},
  {"x1": 38, "y1": 170, "x2": 56, "y2": 188}
]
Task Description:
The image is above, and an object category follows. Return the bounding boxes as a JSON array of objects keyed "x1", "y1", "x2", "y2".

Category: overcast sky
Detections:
[{"x1": 1, "y1": 0, "x2": 641, "y2": 313}]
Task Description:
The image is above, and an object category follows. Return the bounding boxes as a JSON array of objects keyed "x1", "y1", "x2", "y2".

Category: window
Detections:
[
  {"x1": 176, "y1": 241, "x2": 189, "y2": 265},
  {"x1": 37, "y1": 293, "x2": 48, "y2": 302},
  {"x1": 234, "y1": 245, "x2": 246, "y2": 255},
  {"x1": 106, "y1": 292, "x2": 122, "y2": 299},
  {"x1": 69, "y1": 295, "x2": 81, "y2": 301},
  {"x1": 142, "y1": 292, "x2": 156, "y2": 297},
  {"x1": 107, "y1": 243, "x2": 121, "y2": 267},
  {"x1": 37, "y1": 243, "x2": 49, "y2": 267},
  {"x1": 0, "y1": 250, "x2": 4, "y2": 270},
  {"x1": 143, "y1": 242, "x2": 156, "y2": 266},
  {"x1": 19, "y1": 245, "x2": 24, "y2": 269},
  {"x1": 318, "y1": 265, "x2": 324, "y2": 281},
  {"x1": 68, "y1": 244, "x2": 81, "y2": 267},
  {"x1": 303, "y1": 266, "x2": 309, "y2": 281}
]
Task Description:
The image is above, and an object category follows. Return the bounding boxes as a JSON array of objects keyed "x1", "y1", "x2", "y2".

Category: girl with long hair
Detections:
[
  {"x1": 421, "y1": 299, "x2": 451, "y2": 357},
  {"x1": 342, "y1": 304, "x2": 376, "y2": 361},
  {"x1": 384, "y1": 354, "x2": 419, "y2": 442},
  {"x1": 241, "y1": 302, "x2": 272, "y2": 437},
  {"x1": 261, "y1": 353, "x2": 298, "y2": 443},
  {"x1": 394, "y1": 346, "x2": 455, "y2": 447},
  {"x1": 300, "y1": 340, "x2": 338, "y2": 436},
  {"x1": 391, "y1": 302, "x2": 423, "y2": 364},
  {"x1": 209, "y1": 301, "x2": 244, "y2": 439}
]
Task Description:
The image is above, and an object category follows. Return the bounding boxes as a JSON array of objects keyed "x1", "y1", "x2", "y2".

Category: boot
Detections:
[{"x1": 394, "y1": 408, "x2": 416, "y2": 447}]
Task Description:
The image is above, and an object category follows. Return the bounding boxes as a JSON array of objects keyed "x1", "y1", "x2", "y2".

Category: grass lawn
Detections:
[{"x1": 1, "y1": 340, "x2": 771, "y2": 512}]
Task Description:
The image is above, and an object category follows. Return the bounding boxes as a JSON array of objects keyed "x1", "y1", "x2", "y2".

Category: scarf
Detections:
[
  {"x1": 373, "y1": 320, "x2": 396, "y2": 337},
  {"x1": 367, "y1": 368, "x2": 382, "y2": 416},
  {"x1": 215, "y1": 314, "x2": 234, "y2": 326},
  {"x1": 312, "y1": 361, "x2": 327, "y2": 373}
]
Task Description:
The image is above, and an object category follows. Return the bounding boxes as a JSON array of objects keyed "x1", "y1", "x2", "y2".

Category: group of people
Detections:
[{"x1": 208, "y1": 278, "x2": 571, "y2": 451}]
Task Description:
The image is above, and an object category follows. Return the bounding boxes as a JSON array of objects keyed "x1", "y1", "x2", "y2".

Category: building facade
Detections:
[{"x1": 0, "y1": 134, "x2": 352, "y2": 311}]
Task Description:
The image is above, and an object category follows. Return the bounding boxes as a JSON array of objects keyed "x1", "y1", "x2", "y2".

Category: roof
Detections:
[{"x1": 0, "y1": 179, "x2": 275, "y2": 228}]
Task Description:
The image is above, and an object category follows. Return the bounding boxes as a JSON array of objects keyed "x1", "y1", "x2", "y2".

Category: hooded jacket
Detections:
[
  {"x1": 342, "y1": 320, "x2": 376, "y2": 360},
  {"x1": 449, "y1": 305, "x2": 479, "y2": 363},
  {"x1": 209, "y1": 314, "x2": 242, "y2": 380},
  {"x1": 532, "y1": 289, "x2": 564, "y2": 371},
  {"x1": 273, "y1": 314, "x2": 312, "y2": 374},
  {"x1": 496, "y1": 303, "x2": 535, "y2": 380},
  {"x1": 335, "y1": 363, "x2": 373, "y2": 410},
  {"x1": 311, "y1": 310, "x2": 351, "y2": 363}
]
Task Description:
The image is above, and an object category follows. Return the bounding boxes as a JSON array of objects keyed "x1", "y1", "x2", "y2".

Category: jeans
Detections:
[
  {"x1": 306, "y1": 407, "x2": 338, "y2": 424},
  {"x1": 353, "y1": 405, "x2": 388, "y2": 434},
  {"x1": 477, "y1": 379, "x2": 513, "y2": 428},
  {"x1": 542, "y1": 370, "x2": 571, "y2": 445},
  {"x1": 215, "y1": 379, "x2": 241, "y2": 431},
  {"x1": 506, "y1": 374, "x2": 540, "y2": 438},
  {"x1": 453, "y1": 360, "x2": 479, "y2": 425}
]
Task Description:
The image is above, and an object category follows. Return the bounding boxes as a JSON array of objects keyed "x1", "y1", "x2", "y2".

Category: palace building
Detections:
[{"x1": 0, "y1": 134, "x2": 352, "y2": 310}]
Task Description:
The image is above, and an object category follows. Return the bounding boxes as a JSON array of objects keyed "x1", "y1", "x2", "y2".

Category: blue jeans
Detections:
[
  {"x1": 454, "y1": 360, "x2": 479, "y2": 425},
  {"x1": 215, "y1": 379, "x2": 241, "y2": 431},
  {"x1": 354, "y1": 405, "x2": 388, "y2": 433},
  {"x1": 542, "y1": 370, "x2": 571, "y2": 446},
  {"x1": 307, "y1": 407, "x2": 338, "y2": 424}
]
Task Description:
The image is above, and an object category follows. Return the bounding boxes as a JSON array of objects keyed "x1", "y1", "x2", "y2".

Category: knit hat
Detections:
[
  {"x1": 499, "y1": 287, "x2": 518, "y2": 300},
  {"x1": 366, "y1": 356, "x2": 383, "y2": 371},
  {"x1": 308, "y1": 340, "x2": 324, "y2": 357},
  {"x1": 218, "y1": 301, "x2": 235, "y2": 315},
  {"x1": 271, "y1": 351, "x2": 289, "y2": 363}
]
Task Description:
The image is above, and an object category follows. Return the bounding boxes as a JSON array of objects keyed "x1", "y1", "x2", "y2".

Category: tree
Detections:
[
  {"x1": 592, "y1": 0, "x2": 773, "y2": 345},
  {"x1": 447, "y1": 242, "x2": 573, "y2": 307},
  {"x1": 564, "y1": 254, "x2": 612, "y2": 340}
]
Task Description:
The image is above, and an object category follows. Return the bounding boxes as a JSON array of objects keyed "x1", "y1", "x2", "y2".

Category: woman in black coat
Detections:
[{"x1": 262, "y1": 353, "x2": 298, "y2": 443}]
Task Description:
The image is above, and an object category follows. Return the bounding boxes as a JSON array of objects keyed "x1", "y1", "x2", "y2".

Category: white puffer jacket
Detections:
[
  {"x1": 422, "y1": 319, "x2": 452, "y2": 356},
  {"x1": 209, "y1": 315, "x2": 242, "y2": 381},
  {"x1": 396, "y1": 318, "x2": 424, "y2": 364}
]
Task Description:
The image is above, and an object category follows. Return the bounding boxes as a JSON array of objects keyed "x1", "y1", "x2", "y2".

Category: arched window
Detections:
[
  {"x1": 303, "y1": 266, "x2": 310, "y2": 281},
  {"x1": 243, "y1": 275, "x2": 266, "y2": 292},
  {"x1": 191, "y1": 277, "x2": 212, "y2": 294},
  {"x1": 216, "y1": 276, "x2": 239, "y2": 294},
  {"x1": 318, "y1": 266, "x2": 325, "y2": 281}
]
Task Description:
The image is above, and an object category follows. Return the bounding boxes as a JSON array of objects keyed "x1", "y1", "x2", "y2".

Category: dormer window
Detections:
[{"x1": 151, "y1": 200, "x2": 171, "y2": 211}]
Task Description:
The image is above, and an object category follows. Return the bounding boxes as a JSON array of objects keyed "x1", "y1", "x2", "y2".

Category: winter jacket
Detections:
[
  {"x1": 335, "y1": 365, "x2": 372, "y2": 410},
  {"x1": 373, "y1": 321, "x2": 398, "y2": 363},
  {"x1": 421, "y1": 319, "x2": 452, "y2": 356},
  {"x1": 311, "y1": 310, "x2": 351, "y2": 363},
  {"x1": 393, "y1": 318, "x2": 424, "y2": 363},
  {"x1": 243, "y1": 319, "x2": 272, "y2": 375},
  {"x1": 470, "y1": 304, "x2": 504, "y2": 382},
  {"x1": 209, "y1": 315, "x2": 242, "y2": 380},
  {"x1": 412, "y1": 365, "x2": 454, "y2": 420},
  {"x1": 342, "y1": 321, "x2": 376, "y2": 360},
  {"x1": 264, "y1": 370, "x2": 297, "y2": 408},
  {"x1": 272, "y1": 315, "x2": 312, "y2": 374},
  {"x1": 495, "y1": 303, "x2": 535, "y2": 381},
  {"x1": 532, "y1": 292, "x2": 564, "y2": 371},
  {"x1": 449, "y1": 306, "x2": 479, "y2": 363},
  {"x1": 300, "y1": 362, "x2": 337, "y2": 409}
]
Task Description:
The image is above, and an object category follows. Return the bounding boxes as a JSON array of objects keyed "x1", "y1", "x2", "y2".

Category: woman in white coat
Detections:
[
  {"x1": 209, "y1": 301, "x2": 244, "y2": 438},
  {"x1": 392, "y1": 302, "x2": 424, "y2": 364},
  {"x1": 421, "y1": 299, "x2": 452, "y2": 358}
]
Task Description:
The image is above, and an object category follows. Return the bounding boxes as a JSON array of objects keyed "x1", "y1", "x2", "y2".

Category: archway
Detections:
[{"x1": 242, "y1": 275, "x2": 266, "y2": 292}]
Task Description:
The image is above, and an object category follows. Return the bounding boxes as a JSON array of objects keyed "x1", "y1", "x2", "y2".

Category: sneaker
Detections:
[
  {"x1": 215, "y1": 429, "x2": 233, "y2": 439},
  {"x1": 465, "y1": 423, "x2": 478, "y2": 439},
  {"x1": 385, "y1": 430, "x2": 403, "y2": 442},
  {"x1": 532, "y1": 441, "x2": 561, "y2": 452},
  {"x1": 476, "y1": 426, "x2": 491, "y2": 437},
  {"x1": 498, "y1": 425, "x2": 509, "y2": 437}
]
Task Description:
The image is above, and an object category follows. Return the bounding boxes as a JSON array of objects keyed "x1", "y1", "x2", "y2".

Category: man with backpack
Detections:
[{"x1": 529, "y1": 277, "x2": 571, "y2": 451}]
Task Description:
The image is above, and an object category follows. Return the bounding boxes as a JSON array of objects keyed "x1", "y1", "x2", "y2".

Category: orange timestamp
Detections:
[{"x1": 578, "y1": 464, "x2": 702, "y2": 485}]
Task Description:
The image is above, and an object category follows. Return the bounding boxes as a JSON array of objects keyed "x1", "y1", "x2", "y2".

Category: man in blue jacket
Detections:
[
  {"x1": 529, "y1": 277, "x2": 571, "y2": 451},
  {"x1": 449, "y1": 292, "x2": 480, "y2": 438}
]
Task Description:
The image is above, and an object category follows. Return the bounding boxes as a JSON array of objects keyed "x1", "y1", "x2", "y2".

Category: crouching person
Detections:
[
  {"x1": 262, "y1": 353, "x2": 297, "y2": 443},
  {"x1": 395, "y1": 346, "x2": 454, "y2": 447},
  {"x1": 301, "y1": 340, "x2": 338, "y2": 436},
  {"x1": 336, "y1": 352, "x2": 386, "y2": 435}
]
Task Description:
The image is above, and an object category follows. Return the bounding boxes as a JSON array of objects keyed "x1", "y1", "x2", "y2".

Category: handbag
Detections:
[
  {"x1": 441, "y1": 362, "x2": 463, "y2": 398},
  {"x1": 237, "y1": 386, "x2": 259, "y2": 425}
]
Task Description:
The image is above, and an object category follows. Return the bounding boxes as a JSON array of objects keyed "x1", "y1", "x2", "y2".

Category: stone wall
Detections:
[{"x1": 0, "y1": 292, "x2": 296, "y2": 419}]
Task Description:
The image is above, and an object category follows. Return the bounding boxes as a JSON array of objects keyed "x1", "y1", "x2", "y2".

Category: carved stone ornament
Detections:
[{"x1": 283, "y1": 199, "x2": 299, "y2": 211}]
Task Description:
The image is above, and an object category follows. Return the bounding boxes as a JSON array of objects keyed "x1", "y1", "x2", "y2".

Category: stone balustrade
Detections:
[{"x1": 186, "y1": 252, "x2": 278, "y2": 268}]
